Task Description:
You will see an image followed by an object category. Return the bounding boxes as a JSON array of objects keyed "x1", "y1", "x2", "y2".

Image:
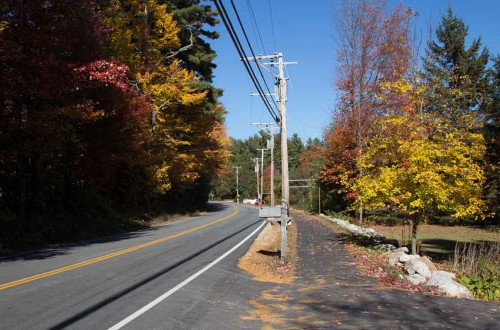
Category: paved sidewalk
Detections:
[{"x1": 242, "y1": 214, "x2": 499, "y2": 329}]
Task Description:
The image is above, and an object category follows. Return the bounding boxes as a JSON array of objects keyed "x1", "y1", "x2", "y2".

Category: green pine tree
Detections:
[
  {"x1": 484, "y1": 56, "x2": 500, "y2": 222},
  {"x1": 422, "y1": 7, "x2": 489, "y2": 126},
  {"x1": 164, "y1": 0, "x2": 219, "y2": 82}
]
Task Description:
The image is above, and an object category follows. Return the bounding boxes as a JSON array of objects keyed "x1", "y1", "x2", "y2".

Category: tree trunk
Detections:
[
  {"x1": 358, "y1": 199, "x2": 363, "y2": 226},
  {"x1": 410, "y1": 215, "x2": 419, "y2": 255}
]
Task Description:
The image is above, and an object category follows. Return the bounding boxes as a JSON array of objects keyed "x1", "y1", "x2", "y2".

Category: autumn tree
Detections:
[
  {"x1": 0, "y1": 0, "x2": 227, "y2": 247},
  {"x1": 0, "y1": 0, "x2": 145, "y2": 246},
  {"x1": 323, "y1": 0, "x2": 414, "y2": 224},
  {"x1": 102, "y1": 0, "x2": 228, "y2": 209},
  {"x1": 353, "y1": 113, "x2": 486, "y2": 254}
]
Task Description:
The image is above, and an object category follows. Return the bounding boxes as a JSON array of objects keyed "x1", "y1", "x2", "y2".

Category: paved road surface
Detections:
[
  {"x1": 3, "y1": 204, "x2": 499, "y2": 329},
  {"x1": 0, "y1": 202, "x2": 267, "y2": 329}
]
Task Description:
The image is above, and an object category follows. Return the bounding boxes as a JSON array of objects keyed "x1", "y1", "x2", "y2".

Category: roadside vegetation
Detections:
[
  {"x1": 215, "y1": 0, "x2": 499, "y2": 302},
  {"x1": 0, "y1": 1, "x2": 228, "y2": 248}
]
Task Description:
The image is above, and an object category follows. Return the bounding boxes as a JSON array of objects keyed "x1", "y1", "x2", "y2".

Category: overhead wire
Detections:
[
  {"x1": 246, "y1": 0, "x2": 267, "y2": 57},
  {"x1": 213, "y1": 0, "x2": 279, "y2": 123},
  {"x1": 229, "y1": 0, "x2": 279, "y2": 115},
  {"x1": 268, "y1": 0, "x2": 277, "y2": 51}
]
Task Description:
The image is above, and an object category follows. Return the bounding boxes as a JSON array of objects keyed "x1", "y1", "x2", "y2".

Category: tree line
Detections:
[
  {"x1": 0, "y1": 0, "x2": 229, "y2": 248},
  {"x1": 212, "y1": 132, "x2": 324, "y2": 209}
]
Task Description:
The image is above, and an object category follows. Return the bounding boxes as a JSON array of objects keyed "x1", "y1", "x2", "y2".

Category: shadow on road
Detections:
[
  {"x1": 1, "y1": 202, "x2": 234, "y2": 263},
  {"x1": 0, "y1": 228, "x2": 162, "y2": 263},
  {"x1": 49, "y1": 218, "x2": 261, "y2": 330}
]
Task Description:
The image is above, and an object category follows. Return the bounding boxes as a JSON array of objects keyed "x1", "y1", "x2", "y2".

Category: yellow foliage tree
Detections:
[
  {"x1": 352, "y1": 113, "x2": 486, "y2": 254},
  {"x1": 102, "y1": 0, "x2": 229, "y2": 202},
  {"x1": 139, "y1": 60, "x2": 208, "y2": 192},
  {"x1": 104, "y1": 0, "x2": 180, "y2": 72}
]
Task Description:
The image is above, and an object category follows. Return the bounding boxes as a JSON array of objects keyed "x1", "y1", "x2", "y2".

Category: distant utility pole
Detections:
[
  {"x1": 247, "y1": 53, "x2": 296, "y2": 261},
  {"x1": 233, "y1": 166, "x2": 240, "y2": 204},
  {"x1": 253, "y1": 157, "x2": 260, "y2": 200},
  {"x1": 257, "y1": 148, "x2": 268, "y2": 204},
  {"x1": 251, "y1": 123, "x2": 275, "y2": 206}
]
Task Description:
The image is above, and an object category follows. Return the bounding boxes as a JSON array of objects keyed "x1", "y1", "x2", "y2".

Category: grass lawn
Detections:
[{"x1": 370, "y1": 224, "x2": 500, "y2": 261}]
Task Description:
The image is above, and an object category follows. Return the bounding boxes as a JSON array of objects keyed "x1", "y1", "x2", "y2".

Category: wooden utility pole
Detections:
[
  {"x1": 257, "y1": 148, "x2": 267, "y2": 204},
  {"x1": 251, "y1": 123, "x2": 275, "y2": 206},
  {"x1": 247, "y1": 53, "x2": 296, "y2": 261},
  {"x1": 253, "y1": 158, "x2": 259, "y2": 201}
]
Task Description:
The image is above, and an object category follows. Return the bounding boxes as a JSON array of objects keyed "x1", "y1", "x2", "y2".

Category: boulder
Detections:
[
  {"x1": 395, "y1": 247, "x2": 409, "y2": 253},
  {"x1": 419, "y1": 256, "x2": 437, "y2": 273},
  {"x1": 406, "y1": 274, "x2": 427, "y2": 285},
  {"x1": 431, "y1": 270, "x2": 456, "y2": 279},
  {"x1": 426, "y1": 272, "x2": 473, "y2": 299},
  {"x1": 388, "y1": 251, "x2": 407, "y2": 267},
  {"x1": 399, "y1": 254, "x2": 419, "y2": 263},
  {"x1": 405, "y1": 257, "x2": 432, "y2": 278}
]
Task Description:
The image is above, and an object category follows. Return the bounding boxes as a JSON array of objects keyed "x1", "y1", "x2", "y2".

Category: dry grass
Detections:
[
  {"x1": 149, "y1": 212, "x2": 201, "y2": 226},
  {"x1": 238, "y1": 221, "x2": 297, "y2": 284},
  {"x1": 371, "y1": 223, "x2": 500, "y2": 257},
  {"x1": 453, "y1": 241, "x2": 500, "y2": 277}
]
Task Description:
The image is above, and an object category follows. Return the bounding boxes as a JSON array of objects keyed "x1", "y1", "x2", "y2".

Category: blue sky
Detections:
[{"x1": 210, "y1": 0, "x2": 500, "y2": 141}]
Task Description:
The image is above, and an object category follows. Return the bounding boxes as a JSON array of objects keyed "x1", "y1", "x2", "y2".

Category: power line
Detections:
[
  {"x1": 246, "y1": 0, "x2": 267, "y2": 57},
  {"x1": 213, "y1": 0, "x2": 279, "y2": 123},
  {"x1": 213, "y1": 0, "x2": 277, "y2": 121},
  {"x1": 268, "y1": 0, "x2": 277, "y2": 51},
  {"x1": 230, "y1": 0, "x2": 279, "y2": 115}
]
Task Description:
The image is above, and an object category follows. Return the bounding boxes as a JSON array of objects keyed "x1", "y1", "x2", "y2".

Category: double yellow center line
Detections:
[{"x1": 0, "y1": 205, "x2": 238, "y2": 291}]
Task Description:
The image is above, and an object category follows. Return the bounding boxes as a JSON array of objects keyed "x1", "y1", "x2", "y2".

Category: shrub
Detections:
[
  {"x1": 459, "y1": 275, "x2": 500, "y2": 301},
  {"x1": 454, "y1": 241, "x2": 500, "y2": 300}
]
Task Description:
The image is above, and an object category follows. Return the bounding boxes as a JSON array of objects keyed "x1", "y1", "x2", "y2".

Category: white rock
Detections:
[
  {"x1": 405, "y1": 257, "x2": 432, "y2": 278},
  {"x1": 395, "y1": 247, "x2": 409, "y2": 253},
  {"x1": 399, "y1": 254, "x2": 419, "y2": 263},
  {"x1": 426, "y1": 272, "x2": 473, "y2": 299},
  {"x1": 388, "y1": 251, "x2": 407, "y2": 267},
  {"x1": 431, "y1": 270, "x2": 456, "y2": 279},
  {"x1": 407, "y1": 274, "x2": 427, "y2": 285},
  {"x1": 364, "y1": 228, "x2": 376, "y2": 235},
  {"x1": 419, "y1": 256, "x2": 437, "y2": 273}
]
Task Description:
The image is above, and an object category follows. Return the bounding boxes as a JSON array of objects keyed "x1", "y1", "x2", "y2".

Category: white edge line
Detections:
[{"x1": 107, "y1": 221, "x2": 266, "y2": 330}]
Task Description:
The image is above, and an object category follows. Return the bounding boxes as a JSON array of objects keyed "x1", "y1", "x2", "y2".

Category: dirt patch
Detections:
[{"x1": 238, "y1": 221, "x2": 297, "y2": 284}]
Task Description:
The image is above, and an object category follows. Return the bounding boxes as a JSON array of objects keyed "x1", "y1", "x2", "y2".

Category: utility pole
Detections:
[
  {"x1": 247, "y1": 53, "x2": 296, "y2": 261},
  {"x1": 251, "y1": 123, "x2": 275, "y2": 206},
  {"x1": 233, "y1": 166, "x2": 240, "y2": 204},
  {"x1": 253, "y1": 157, "x2": 260, "y2": 201},
  {"x1": 257, "y1": 148, "x2": 267, "y2": 204},
  {"x1": 318, "y1": 184, "x2": 321, "y2": 214}
]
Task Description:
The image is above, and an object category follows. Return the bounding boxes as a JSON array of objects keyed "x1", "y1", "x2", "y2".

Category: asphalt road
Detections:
[{"x1": 0, "y1": 202, "x2": 267, "y2": 329}]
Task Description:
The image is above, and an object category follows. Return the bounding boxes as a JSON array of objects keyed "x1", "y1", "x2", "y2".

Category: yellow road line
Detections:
[{"x1": 0, "y1": 205, "x2": 239, "y2": 291}]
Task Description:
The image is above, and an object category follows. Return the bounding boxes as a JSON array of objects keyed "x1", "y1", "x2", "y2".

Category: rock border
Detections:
[{"x1": 319, "y1": 214, "x2": 473, "y2": 299}]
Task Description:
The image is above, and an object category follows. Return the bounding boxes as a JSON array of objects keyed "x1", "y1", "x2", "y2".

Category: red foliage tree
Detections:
[{"x1": 0, "y1": 0, "x2": 153, "y2": 245}]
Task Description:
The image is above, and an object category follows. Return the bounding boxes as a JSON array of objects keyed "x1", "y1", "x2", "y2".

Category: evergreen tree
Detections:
[
  {"x1": 164, "y1": 0, "x2": 219, "y2": 82},
  {"x1": 422, "y1": 7, "x2": 489, "y2": 125},
  {"x1": 288, "y1": 133, "x2": 304, "y2": 177},
  {"x1": 484, "y1": 56, "x2": 500, "y2": 222}
]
